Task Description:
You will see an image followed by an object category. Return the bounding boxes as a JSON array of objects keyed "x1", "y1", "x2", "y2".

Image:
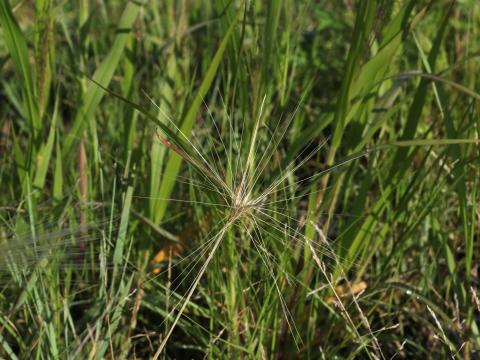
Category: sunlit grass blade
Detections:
[
  {"x1": 152, "y1": 16, "x2": 238, "y2": 225},
  {"x1": 63, "y1": 2, "x2": 140, "y2": 156}
]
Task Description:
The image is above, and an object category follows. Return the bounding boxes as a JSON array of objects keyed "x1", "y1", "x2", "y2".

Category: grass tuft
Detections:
[{"x1": 0, "y1": 0, "x2": 479, "y2": 358}]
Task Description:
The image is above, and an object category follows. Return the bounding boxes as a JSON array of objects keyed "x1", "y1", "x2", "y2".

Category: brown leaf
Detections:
[{"x1": 327, "y1": 281, "x2": 367, "y2": 304}]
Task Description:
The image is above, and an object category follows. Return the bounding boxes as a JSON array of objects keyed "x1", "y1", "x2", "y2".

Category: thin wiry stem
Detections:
[{"x1": 153, "y1": 224, "x2": 230, "y2": 359}]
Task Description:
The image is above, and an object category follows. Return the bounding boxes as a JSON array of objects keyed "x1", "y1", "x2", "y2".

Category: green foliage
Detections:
[{"x1": 0, "y1": 0, "x2": 479, "y2": 359}]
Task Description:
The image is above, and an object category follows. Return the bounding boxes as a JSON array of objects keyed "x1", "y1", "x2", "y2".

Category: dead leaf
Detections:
[
  {"x1": 151, "y1": 244, "x2": 182, "y2": 274},
  {"x1": 327, "y1": 280, "x2": 367, "y2": 304}
]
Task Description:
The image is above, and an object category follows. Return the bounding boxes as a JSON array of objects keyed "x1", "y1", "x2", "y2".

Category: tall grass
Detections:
[{"x1": 0, "y1": 0, "x2": 479, "y2": 358}]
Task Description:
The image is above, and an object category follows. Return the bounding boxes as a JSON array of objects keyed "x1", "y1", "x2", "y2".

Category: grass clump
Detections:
[{"x1": 0, "y1": 0, "x2": 480, "y2": 358}]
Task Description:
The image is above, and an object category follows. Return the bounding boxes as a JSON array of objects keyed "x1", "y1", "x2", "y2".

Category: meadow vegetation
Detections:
[{"x1": 0, "y1": 0, "x2": 479, "y2": 358}]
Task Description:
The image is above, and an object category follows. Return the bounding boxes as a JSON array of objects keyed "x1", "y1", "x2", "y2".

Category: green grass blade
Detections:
[
  {"x1": 34, "y1": 0, "x2": 54, "y2": 118},
  {"x1": 93, "y1": 275, "x2": 134, "y2": 360},
  {"x1": 152, "y1": 16, "x2": 237, "y2": 224},
  {"x1": 330, "y1": 0, "x2": 377, "y2": 152},
  {"x1": 0, "y1": 0, "x2": 40, "y2": 136},
  {"x1": 261, "y1": 0, "x2": 282, "y2": 93},
  {"x1": 53, "y1": 132, "x2": 63, "y2": 200},
  {"x1": 389, "y1": 4, "x2": 452, "y2": 176},
  {"x1": 33, "y1": 92, "x2": 59, "y2": 189},
  {"x1": 63, "y1": 2, "x2": 140, "y2": 156},
  {"x1": 113, "y1": 185, "x2": 133, "y2": 274}
]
